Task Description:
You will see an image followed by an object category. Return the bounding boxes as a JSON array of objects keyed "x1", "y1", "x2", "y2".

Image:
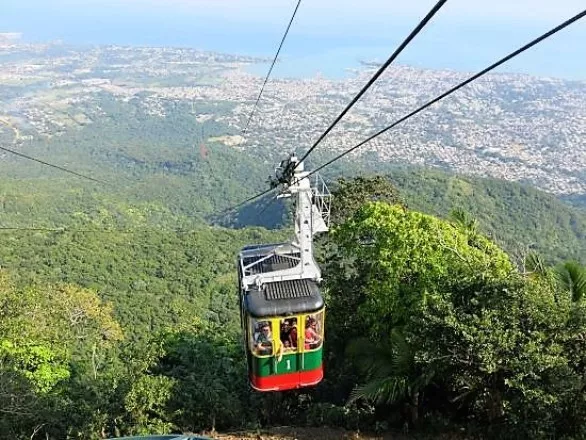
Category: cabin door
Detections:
[{"x1": 273, "y1": 317, "x2": 301, "y2": 380}]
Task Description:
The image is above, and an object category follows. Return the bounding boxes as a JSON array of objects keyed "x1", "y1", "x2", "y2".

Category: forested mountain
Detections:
[
  {"x1": 2, "y1": 88, "x2": 586, "y2": 439},
  {"x1": 1, "y1": 98, "x2": 585, "y2": 264},
  {"x1": 3, "y1": 185, "x2": 586, "y2": 439},
  {"x1": 232, "y1": 167, "x2": 586, "y2": 264},
  {"x1": 0, "y1": 96, "x2": 273, "y2": 228},
  {"x1": 387, "y1": 168, "x2": 586, "y2": 264}
]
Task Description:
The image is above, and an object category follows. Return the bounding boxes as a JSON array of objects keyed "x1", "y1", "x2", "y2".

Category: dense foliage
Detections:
[
  {"x1": 0, "y1": 98, "x2": 584, "y2": 263},
  {"x1": 386, "y1": 167, "x2": 586, "y2": 264},
  {"x1": 1, "y1": 98, "x2": 585, "y2": 437},
  {"x1": 3, "y1": 174, "x2": 586, "y2": 438}
]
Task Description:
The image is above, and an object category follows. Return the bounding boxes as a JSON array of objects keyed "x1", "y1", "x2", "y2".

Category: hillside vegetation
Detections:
[
  {"x1": 0, "y1": 94, "x2": 584, "y2": 264},
  {"x1": 387, "y1": 168, "x2": 586, "y2": 264},
  {"x1": 2, "y1": 172, "x2": 586, "y2": 439},
  {"x1": 2, "y1": 96, "x2": 586, "y2": 438}
]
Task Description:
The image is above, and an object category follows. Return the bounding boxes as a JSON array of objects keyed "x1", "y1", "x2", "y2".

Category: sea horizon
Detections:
[{"x1": 3, "y1": 10, "x2": 586, "y2": 82}]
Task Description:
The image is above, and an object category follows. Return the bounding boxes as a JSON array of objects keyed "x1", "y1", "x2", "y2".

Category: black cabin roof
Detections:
[{"x1": 244, "y1": 278, "x2": 324, "y2": 318}]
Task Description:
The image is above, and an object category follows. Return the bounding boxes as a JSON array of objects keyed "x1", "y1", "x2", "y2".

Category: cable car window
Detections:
[
  {"x1": 279, "y1": 317, "x2": 299, "y2": 352},
  {"x1": 304, "y1": 311, "x2": 324, "y2": 350},
  {"x1": 250, "y1": 319, "x2": 273, "y2": 356}
]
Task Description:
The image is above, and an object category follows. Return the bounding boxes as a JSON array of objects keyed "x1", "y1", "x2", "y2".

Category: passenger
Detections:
[
  {"x1": 255, "y1": 322, "x2": 273, "y2": 355},
  {"x1": 304, "y1": 317, "x2": 321, "y2": 350},
  {"x1": 283, "y1": 340, "x2": 292, "y2": 352},
  {"x1": 280, "y1": 319, "x2": 291, "y2": 344},
  {"x1": 288, "y1": 320, "x2": 298, "y2": 348}
]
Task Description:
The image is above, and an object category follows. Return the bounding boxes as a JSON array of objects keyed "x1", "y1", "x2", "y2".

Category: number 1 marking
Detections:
[{"x1": 286, "y1": 360, "x2": 291, "y2": 370}]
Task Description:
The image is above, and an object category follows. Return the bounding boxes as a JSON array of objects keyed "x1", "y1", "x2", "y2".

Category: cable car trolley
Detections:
[{"x1": 237, "y1": 154, "x2": 331, "y2": 392}]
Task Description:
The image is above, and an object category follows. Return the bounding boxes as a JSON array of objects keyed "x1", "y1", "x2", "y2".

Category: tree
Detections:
[
  {"x1": 332, "y1": 202, "x2": 512, "y2": 333},
  {"x1": 449, "y1": 207, "x2": 479, "y2": 236},
  {"x1": 154, "y1": 327, "x2": 251, "y2": 433},
  {"x1": 329, "y1": 176, "x2": 405, "y2": 226},
  {"x1": 346, "y1": 329, "x2": 433, "y2": 427},
  {"x1": 329, "y1": 202, "x2": 586, "y2": 438},
  {"x1": 0, "y1": 270, "x2": 124, "y2": 438},
  {"x1": 328, "y1": 202, "x2": 512, "y2": 427},
  {"x1": 553, "y1": 261, "x2": 586, "y2": 302},
  {"x1": 124, "y1": 375, "x2": 176, "y2": 435},
  {"x1": 415, "y1": 275, "x2": 586, "y2": 438}
]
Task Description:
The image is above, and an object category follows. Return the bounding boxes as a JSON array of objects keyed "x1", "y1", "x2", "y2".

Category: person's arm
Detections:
[
  {"x1": 313, "y1": 328, "x2": 321, "y2": 341},
  {"x1": 309, "y1": 328, "x2": 321, "y2": 343}
]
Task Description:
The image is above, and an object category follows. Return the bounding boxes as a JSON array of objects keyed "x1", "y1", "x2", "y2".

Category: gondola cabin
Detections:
[
  {"x1": 237, "y1": 154, "x2": 331, "y2": 392},
  {"x1": 238, "y1": 245, "x2": 326, "y2": 391}
]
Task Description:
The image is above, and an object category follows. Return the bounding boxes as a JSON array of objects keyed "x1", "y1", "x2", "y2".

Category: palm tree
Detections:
[
  {"x1": 450, "y1": 207, "x2": 479, "y2": 235},
  {"x1": 553, "y1": 261, "x2": 586, "y2": 302},
  {"x1": 346, "y1": 329, "x2": 433, "y2": 426},
  {"x1": 524, "y1": 252, "x2": 549, "y2": 279}
]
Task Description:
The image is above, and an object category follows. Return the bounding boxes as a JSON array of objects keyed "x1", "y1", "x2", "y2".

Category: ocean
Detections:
[{"x1": 2, "y1": 3, "x2": 585, "y2": 81}]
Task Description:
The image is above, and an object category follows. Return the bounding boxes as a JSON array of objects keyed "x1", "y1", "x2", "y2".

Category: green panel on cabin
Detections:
[
  {"x1": 300, "y1": 347, "x2": 322, "y2": 371},
  {"x1": 252, "y1": 346, "x2": 323, "y2": 377},
  {"x1": 252, "y1": 354, "x2": 274, "y2": 377},
  {"x1": 274, "y1": 352, "x2": 299, "y2": 375}
]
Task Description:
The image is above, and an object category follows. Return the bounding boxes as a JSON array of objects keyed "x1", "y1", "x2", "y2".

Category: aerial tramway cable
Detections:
[
  {"x1": 221, "y1": 0, "x2": 448, "y2": 213},
  {"x1": 219, "y1": 187, "x2": 277, "y2": 216},
  {"x1": 293, "y1": 0, "x2": 449, "y2": 170},
  {"x1": 220, "y1": 1, "x2": 303, "y2": 216},
  {"x1": 0, "y1": 145, "x2": 107, "y2": 184},
  {"x1": 241, "y1": 0, "x2": 303, "y2": 136},
  {"x1": 214, "y1": 7, "x2": 586, "y2": 216},
  {"x1": 303, "y1": 8, "x2": 586, "y2": 180}
]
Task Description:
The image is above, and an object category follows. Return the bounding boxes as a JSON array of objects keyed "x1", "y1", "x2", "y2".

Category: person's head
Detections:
[{"x1": 262, "y1": 324, "x2": 270, "y2": 334}]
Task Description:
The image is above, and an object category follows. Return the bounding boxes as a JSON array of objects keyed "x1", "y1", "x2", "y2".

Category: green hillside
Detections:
[
  {"x1": 0, "y1": 227, "x2": 286, "y2": 335},
  {"x1": 2, "y1": 94, "x2": 584, "y2": 266},
  {"x1": 387, "y1": 167, "x2": 586, "y2": 264},
  {"x1": 0, "y1": 95, "x2": 272, "y2": 228},
  {"x1": 2, "y1": 94, "x2": 586, "y2": 439}
]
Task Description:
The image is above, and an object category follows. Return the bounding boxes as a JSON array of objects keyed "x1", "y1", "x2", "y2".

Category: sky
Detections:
[{"x1": 2, "y1": 0, "x2": 586, "y2": 79}]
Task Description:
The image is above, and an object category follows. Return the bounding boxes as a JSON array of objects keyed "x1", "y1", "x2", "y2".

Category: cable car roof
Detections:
[
  {"x1": 244, "y1": 278, "x2": 324, "y2": 318},
  {"x1": 242, "y1": 252, "x2": 299, "y2": 275}
]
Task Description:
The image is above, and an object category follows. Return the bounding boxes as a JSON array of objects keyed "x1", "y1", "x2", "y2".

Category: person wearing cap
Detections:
[{"x1": 255, "y1": 322, "x2": 273, "y2": 355}]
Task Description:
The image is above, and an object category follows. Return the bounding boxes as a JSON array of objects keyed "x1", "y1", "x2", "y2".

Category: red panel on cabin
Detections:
[{"x1": 250, "y1": 367, "x2": 323, "y2": 392}]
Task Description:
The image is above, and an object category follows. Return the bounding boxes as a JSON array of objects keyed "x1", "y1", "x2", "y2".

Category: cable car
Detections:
[{"x1": 237, "y1": 154, "x2": 331, "y2": 392}]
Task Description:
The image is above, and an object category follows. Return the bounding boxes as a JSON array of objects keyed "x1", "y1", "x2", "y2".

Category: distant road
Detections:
[{"x1": 0, "y1": 117, "x2": 20, "y2": 143}]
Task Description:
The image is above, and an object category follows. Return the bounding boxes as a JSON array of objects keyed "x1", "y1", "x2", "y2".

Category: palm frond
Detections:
[
  {"x1": 525, "y1": 252, "x2": 547, "y2": 276},
  {"x1": 348, "y1": 376, "x2": 409, "y2": 405},
  {"x1": 553, "y1": 261, "x2": 586, "y2": 302},
  {"x1": 346, "y1": 331, "x2": 414, "y2": 379},
  {"x1": 346, "y1": 332, "x2": 435, "y2": 408}
]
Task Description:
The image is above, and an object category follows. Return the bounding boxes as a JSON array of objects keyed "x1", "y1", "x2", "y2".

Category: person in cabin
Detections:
[
  {"x1": 255, "y1": 322, "x2": 273, "y2": 355},
  {"x1": 304, "y1": 316, "x2": 321, "y2": 349},
  {"x1": 288, "y1": 318, "x2": 298, "y2": 349},
  {"x1": 280, "y1": 319, "x2": 291, "y2": 344}
]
